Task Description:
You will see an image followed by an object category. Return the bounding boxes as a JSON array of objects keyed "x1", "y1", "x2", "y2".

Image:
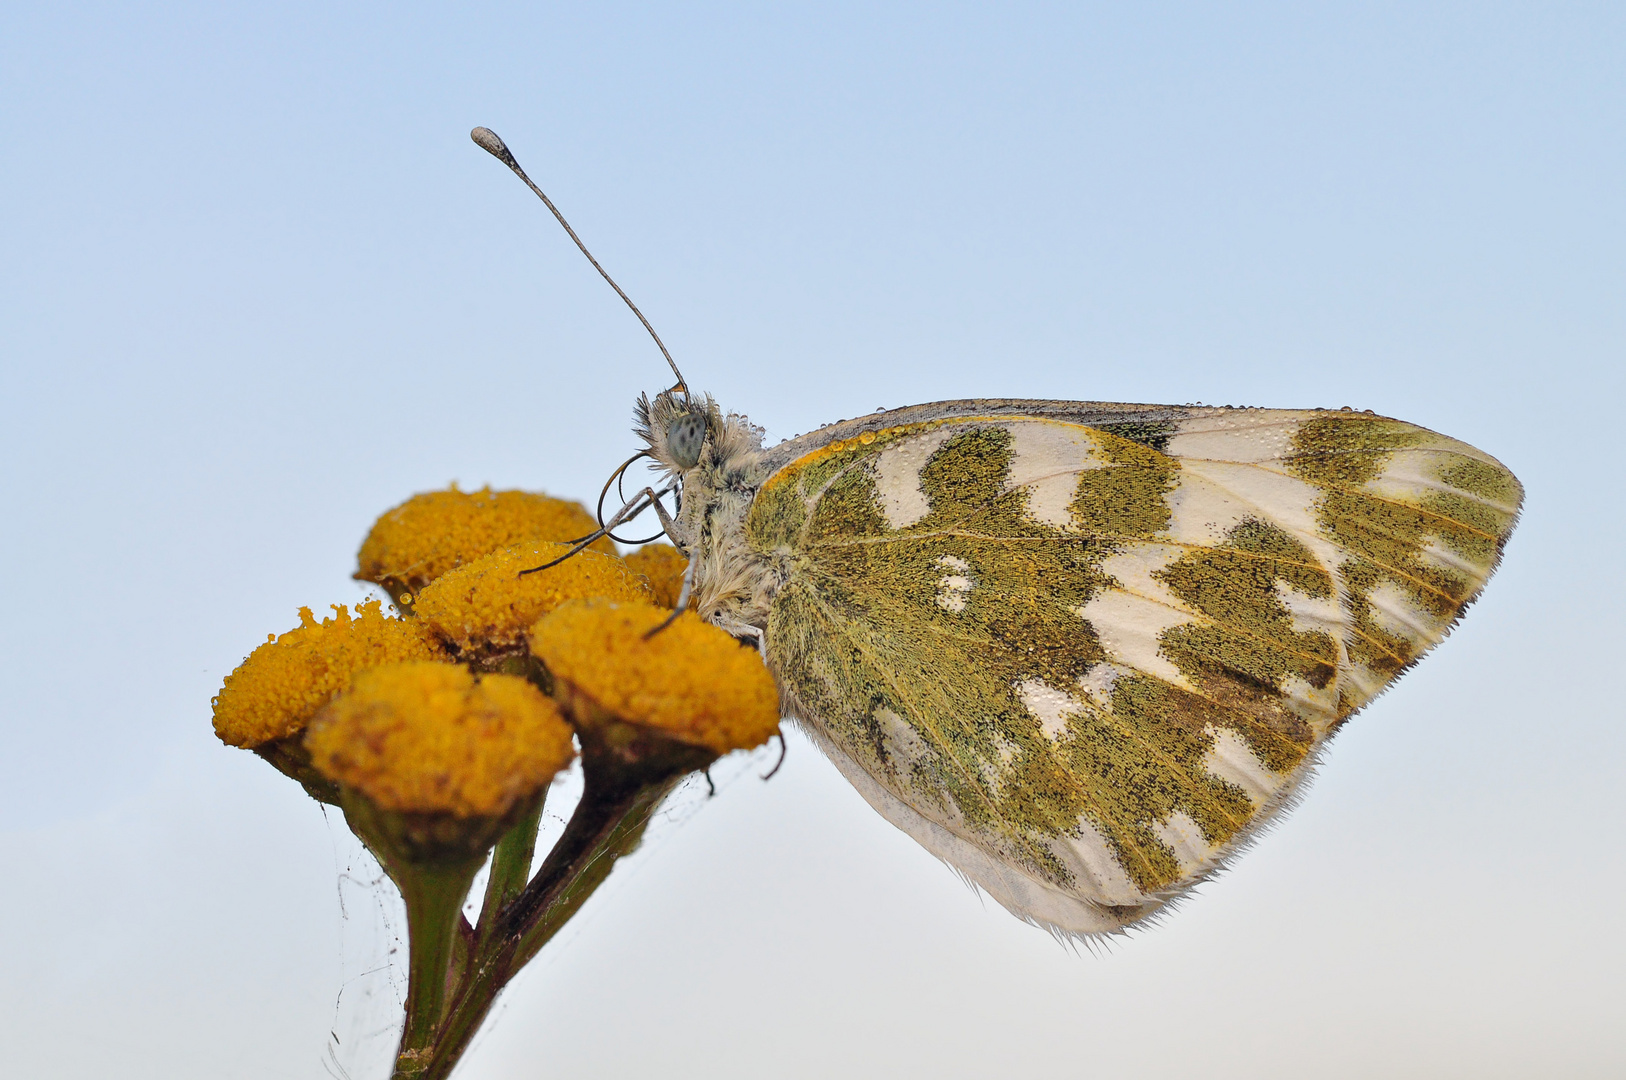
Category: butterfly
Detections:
[
  {"x1": 636, "y1": 392, "x2": 1520, "y2": 935},
  {"x1": 473, "y1": 127, "x2": 1523, "y2": 938}
]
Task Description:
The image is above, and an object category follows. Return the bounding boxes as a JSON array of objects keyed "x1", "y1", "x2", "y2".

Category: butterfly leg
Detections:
[
  {"x1": 642, "y1": 486, "x2": 687, "y2": 549},
  {"x1": 760, "y1": 729, "x2": 787, "y2": 780},
  {"x1": 641, "y1": 556, "x2": 697, "y2": 639},
  {"x1": 520, "y1": 483, "x2": 676, "y2": 575},
  {"x1": 707, "y1": 616, "x2": 765, "y2": 659}
]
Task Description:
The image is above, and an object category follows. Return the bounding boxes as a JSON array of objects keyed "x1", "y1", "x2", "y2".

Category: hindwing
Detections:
[{"x1": 744, "y1": 404, "x2": 1521, "y2": 935}]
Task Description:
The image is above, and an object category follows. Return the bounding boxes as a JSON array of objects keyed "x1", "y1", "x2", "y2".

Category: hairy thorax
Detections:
[{"x1": 645, "y1": 402, "x2": 781, "y2": 641}]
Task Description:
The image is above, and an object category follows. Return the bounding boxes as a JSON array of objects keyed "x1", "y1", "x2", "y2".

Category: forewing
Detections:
[{"x1": 746, "y1": 407, "x2": 1521, "y2": 935}]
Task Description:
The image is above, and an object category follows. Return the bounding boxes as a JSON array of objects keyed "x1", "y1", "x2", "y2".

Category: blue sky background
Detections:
[{"x1": 2, "y1": 3, "x2": 1622, "y2": 1077}]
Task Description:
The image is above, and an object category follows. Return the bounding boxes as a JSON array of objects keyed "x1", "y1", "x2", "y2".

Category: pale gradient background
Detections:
[{"x1": 2, "y1": 3, "x2": 1622, "y2": 1077}]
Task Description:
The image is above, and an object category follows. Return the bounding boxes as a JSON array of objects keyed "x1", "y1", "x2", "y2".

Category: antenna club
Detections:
[
  {"x1": 470, "y1": 126, "x2": 689, "y2": 391},
  {"x1": 471, "y1": 127, "x2": 517, "y2": 169}
]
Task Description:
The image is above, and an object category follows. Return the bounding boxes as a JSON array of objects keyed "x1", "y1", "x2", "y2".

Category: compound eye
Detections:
[{"x1": 666, "y1": 412, "x2": 708, "y2": 469}]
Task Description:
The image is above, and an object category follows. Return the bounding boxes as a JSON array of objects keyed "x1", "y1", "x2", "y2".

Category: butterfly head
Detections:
[
  {"x1": 633, "y1": 389, "x2": 766, "y2": 483},
  {"x1": 635, "y1": 389, "x2": 721, "y2": 474}
]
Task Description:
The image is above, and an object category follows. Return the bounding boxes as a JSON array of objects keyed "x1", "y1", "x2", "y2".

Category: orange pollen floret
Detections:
[
  {"x1": 529, "y1": 600, "x2": 782, "y2": 756},
  {"x1": 415, "y1": 542, "x2": 652, "y2": 653},
  {"x1": 622, "y1": 543, "x2": 688, "y2": 608},
  {"x1": 304, "y1": 663, "x2": 575, "y2": 818},
  {"x1": 212, "y1": 600, "x2": 451, "y2": 750},
  {"x1": 354, "y1": 486, "x2": 614, "y2": 595}
]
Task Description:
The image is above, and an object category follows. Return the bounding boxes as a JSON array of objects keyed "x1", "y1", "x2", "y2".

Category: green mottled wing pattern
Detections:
[{"x1": 745, "y1": 407, "x2": 1521, "y2": 935}]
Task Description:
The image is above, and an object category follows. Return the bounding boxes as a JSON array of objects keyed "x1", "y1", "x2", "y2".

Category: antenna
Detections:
[{"x1": 471, "y1": 126, "x2": 688, "y2": 396}]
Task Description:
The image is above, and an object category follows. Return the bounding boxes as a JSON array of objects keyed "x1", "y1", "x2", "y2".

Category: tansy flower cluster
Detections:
[
  {"x1": 211, "y1": 485, "x2": 782, "y2": 1080},
  {"x1": 356, "y1": 486, "x2": 614, "y2": 605}
]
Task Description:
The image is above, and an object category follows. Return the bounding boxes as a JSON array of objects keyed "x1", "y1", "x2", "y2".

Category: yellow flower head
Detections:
[
  {"x1": 305, "y1": 663, "x2": 575, "y2": 819},
  {"x1": 622, "y1": 543, "x2": 688, "y2": 608},
  {"x1": 529, "y1": 600, "x2": 781, "y2": 756},
  {"x1": 213, "y1": 600, "x2": 450, "y2": 749},
  {"x1": 355, "y1": 486, "x2": 614, "y2": 602},
  {"x1": 415, "y1": 542, "x2": 651, "y2": 655}
]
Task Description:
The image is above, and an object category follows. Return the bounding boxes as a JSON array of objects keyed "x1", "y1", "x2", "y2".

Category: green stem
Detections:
[
  {"x1": 410, "y1": 766, "x2": 689, "y2": 1080},
  {"x1": 479, "y1": 799, "x2": 543, "y2": 930},
  {"x1": 511, "y1": 774, "x2": 679, "y2": 968},
  {"x1": 388, "y1": 698, "x2": 717, "y2": 1080},
  {"x1": 338, "y1": 790, "x2": 490, "y2": 1080},
  {"x1": 392, "y1": 856, "x2": 485, "y2": 1078}
]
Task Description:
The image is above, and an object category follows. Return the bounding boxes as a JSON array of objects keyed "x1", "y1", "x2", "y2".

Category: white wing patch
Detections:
[
  {"x1": 1046, "y1": 820, "x2": 1145, "y2": 907},
  {"x1": 1077, "y1": 661, "x2": 1127, "y2": 705},
  {"x1": 1274, "y1": 579, "x2": 1344, "y2": 637},
  {"x1": 934, "y1": 554, "x2": 974, "y2": 612},
  {"x1": 876, "y1": 707, "x2": 931, "y2": 770},
  {"x1": 1164, "y1": 414, "x2": 1300, "y2": 464},
  {"x1": 1364, "y1": 448, "x2": 1458, "y2": 503},
  {"x1": 1201, "y1": 727, "x2": 1283, "y2": 805},
  {"x1": 1280, "y1": 674, "x2": 1340, "y2": 730},
  {"x1": 1419, "y1": 538, "x2": 1480, "y2": 576},
  {"x1": 1001, "y1": 419, "x2": 1108, "y2": 528},
  {"x1": 1078, "y1": 544, "x2": 1198, "y2": 689},
  {"x1": 873, "y1": 428, "x2": 955, "y2": 528},
  {"x1": 1152, "y1": 811, "x2": 1217, "y2": 876},
  {"x1": 1015, "y1": 678, "x2": 1084, "y2": 740},
  {"x1": 1365, "y1": 447, "x2": 1515, "y2": 515},
  {"x1": 1365, "y1": 580, "x2": 1443, "y2": 645},
  {"x1": 1167, "y1": 459, "x2": 1333, "y2": 564}
]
